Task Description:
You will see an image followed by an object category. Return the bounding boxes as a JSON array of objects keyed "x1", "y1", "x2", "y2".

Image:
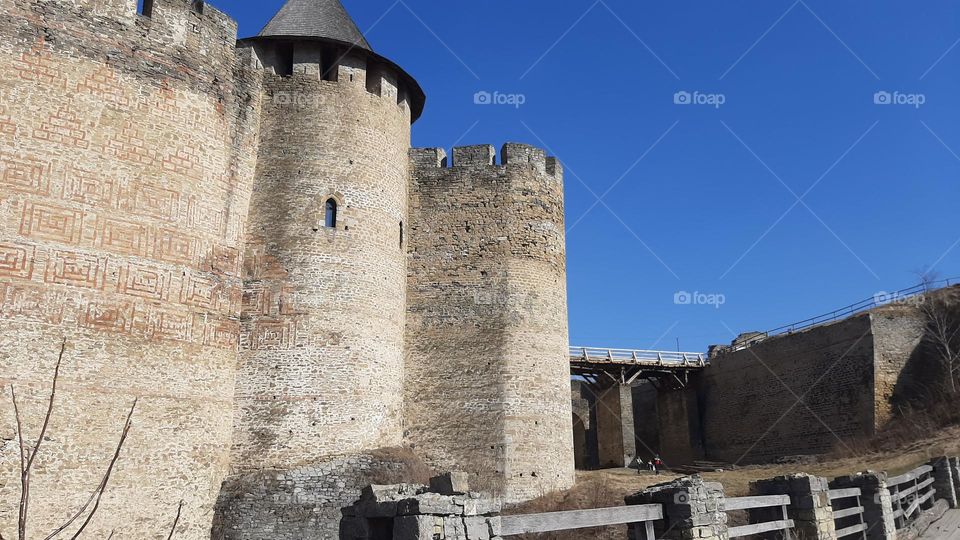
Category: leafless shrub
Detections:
[
  {"x1": 506, "y1": 479, "x2": 623, "y2": 540},
  {"x1": 366, "y1": 447, "x2": 436, "y2": 486},
  {"x1": 3, "y1": 340, "x2": 152, "y2": 539}
]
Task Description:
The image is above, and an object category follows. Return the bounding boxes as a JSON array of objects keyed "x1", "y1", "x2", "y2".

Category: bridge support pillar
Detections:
[
  {"x1": 930, "y1": 456, "x2": 958, "y2": 509},
  {"x1": 830, "y1": 472, "x2": 896, "y2": 540},
  {"x1": 626, "y1": 476, "x2": 727, "y2": 540},
  {"x1": 753, "y1": 474, "x2": 837, "y2": 539},
  {"x1": 595, "y1": 382, "x2": 636, "y2": 468},
  {"x1": 656, "y1": 385, "x2": 704, "y2": 466}
]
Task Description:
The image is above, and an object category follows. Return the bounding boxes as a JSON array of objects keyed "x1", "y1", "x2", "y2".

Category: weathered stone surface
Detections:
[
  {"x1": 394, "y1": 515, "x2": 445, "y2": 540},
  {"x1": 0, "y1": 2, "x2": 574, "y2": 539},
  {"x1": 405, "y1": 144, "x2": 574, "y2": 503},
  {"x1": 627, "y1": 476, "x2": 727, "y2": 540},
  {"x1": 431, "y1": 472, "x2": 471, "y2": 496},
  {"x1": 831, "y1": 471, "x2": 897, "y2": 540}
]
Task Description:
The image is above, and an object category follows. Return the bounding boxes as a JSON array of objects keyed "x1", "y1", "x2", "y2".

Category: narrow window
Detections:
[
  {"x1": 190, "y1": 0, "x2": 204, "y2": 14},
  {"x1": 399, "y1": 221, "x2": 404, "y2": 249},
  {"x1": 138, "y1": 0, "x2": 154, "y2": 17},
  {"x1": 321, "y1": 47, "x2": 340, "y2": 82},
  {"x1": 275, "y1": 43, "x2": 294, "y2": 77},
  {"x1": 365, "y1": 62, "x2": 382, "y2": 96},
  {"x1": 324, "y1": 199, "x2": 338, "y2": 228}
]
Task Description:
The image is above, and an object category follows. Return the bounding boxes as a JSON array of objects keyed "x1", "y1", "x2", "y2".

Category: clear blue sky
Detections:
[{"x1": 214, "y1": 0, "x2": 960, "y2": 352}]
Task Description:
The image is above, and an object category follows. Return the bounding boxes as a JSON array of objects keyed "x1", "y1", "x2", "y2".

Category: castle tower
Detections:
[
  {"x1": 0, "y1": 1, "x2": 261, "y2": 538},
  {"x1": 216, "y1": 0, "x2": 425, "y2": 535}
]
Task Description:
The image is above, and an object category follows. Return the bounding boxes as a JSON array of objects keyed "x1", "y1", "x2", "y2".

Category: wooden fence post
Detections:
[{"x1": 626, "y1": 476, "x2": 728, "y2": 540}]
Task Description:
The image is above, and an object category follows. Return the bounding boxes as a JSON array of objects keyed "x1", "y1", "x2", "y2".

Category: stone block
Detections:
[
  {"x1": 431, "y1": 472, "x2": 471, "y2": 495},
  {"x1": 398, "y1": 494, "x2": 461, "y2": 516},
  {"x1": 444, "y1": 516, "x2": 468, "y2": 540},
  {"x1": 395, "y1": 515, "x2": 445, "y2": 540},
  {"x1": 464, "y1": 516, "x2": 490, "y2": 540}
]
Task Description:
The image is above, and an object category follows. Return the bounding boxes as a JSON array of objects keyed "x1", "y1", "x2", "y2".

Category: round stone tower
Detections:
[{"x1": 232, "y1": 0, "x2": 424, "y2": 470}]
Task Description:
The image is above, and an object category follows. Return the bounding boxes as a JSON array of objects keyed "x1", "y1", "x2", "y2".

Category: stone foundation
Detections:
[{"x1": 213, "y1": 453, "x2": 427, "y2": 540}]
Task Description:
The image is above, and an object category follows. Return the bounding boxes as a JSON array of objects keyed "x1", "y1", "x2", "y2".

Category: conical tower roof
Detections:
[{"x1": 258, "y1": 0, "x2": 373, "y2": 51}]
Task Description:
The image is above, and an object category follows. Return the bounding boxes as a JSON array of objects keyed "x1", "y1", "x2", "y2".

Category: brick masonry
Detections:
[
  {"x1": 699, "y1": 313, "x2": 911, "y2": 464},
  {"x1": 404, "y1": 145, "x2": 574, "y2": 503},
  {"x1": 0, "y1": 1, "x2": 576, "y2": 537},
  {"x1": 0, "y1": 0, "x2": 256, "y2": 538}
]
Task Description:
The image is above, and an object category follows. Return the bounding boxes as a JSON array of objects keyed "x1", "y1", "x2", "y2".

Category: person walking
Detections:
[{"x1": 653, "y1": 455, "x2": 663, "y2": 475}]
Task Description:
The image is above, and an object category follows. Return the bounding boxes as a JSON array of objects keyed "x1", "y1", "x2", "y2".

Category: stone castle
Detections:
[{"x1": 0, "y1": 0, "x2": 574, "y2": 538}]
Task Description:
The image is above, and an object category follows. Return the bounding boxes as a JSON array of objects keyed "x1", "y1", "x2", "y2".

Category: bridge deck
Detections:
[
  {"x1": 569, "y1": 347, "x2": 708, "y2": 369},
  {"x1": 922, "y1": 509, "x2": 960, "y2": 539}
]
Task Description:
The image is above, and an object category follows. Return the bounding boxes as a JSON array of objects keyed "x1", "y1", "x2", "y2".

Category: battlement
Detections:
[
  {"x1": 239, "y1": 39, "x2": 424, "y2": 122},
  {"x1": 410, "y1": 143, "x2": 562, "y2": 177},
  {"x1": 8, "y1": 0, "x2": 242, "y2": 91}
]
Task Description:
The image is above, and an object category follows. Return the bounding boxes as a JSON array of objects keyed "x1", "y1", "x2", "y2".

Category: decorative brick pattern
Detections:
[{"x1": 0, "y1": 1, "x2": 255, "y2": 539}]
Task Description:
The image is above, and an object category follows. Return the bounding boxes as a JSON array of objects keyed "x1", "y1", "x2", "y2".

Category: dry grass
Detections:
[
  {"x1": 505, "y1": 426, "x2": 960, "y2": 540},
  {"x1": 365, "y1": 447, "x2": 436, "y2": 486}
]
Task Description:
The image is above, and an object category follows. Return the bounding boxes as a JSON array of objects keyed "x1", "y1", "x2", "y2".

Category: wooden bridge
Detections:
[{"x1": 569, "y1": 346, "x2": 708, "y2": 388}]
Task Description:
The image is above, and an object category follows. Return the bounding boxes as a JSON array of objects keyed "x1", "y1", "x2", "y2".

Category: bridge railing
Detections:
[{"x1": 569, "y1": 346, "x2": 708, "y2": 367}]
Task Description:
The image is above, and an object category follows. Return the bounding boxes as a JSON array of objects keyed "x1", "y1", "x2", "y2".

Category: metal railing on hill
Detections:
[{"x1": 731, "y1": 277, "x2": 960, "y2": 352}]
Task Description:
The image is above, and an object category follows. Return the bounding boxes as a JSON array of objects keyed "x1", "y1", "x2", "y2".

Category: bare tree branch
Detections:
[
  {"x1": 10, "y1": 339, "x2": 67, "y2": 540},
  {"x1": 67, "y1": 399, "x2": 137, "y2": 540},
  {"x1": 11, "y1": 385, "x2": 27, "y2": 540},
  {"x1": 166, "y1": 501, "x2": 184, "y2": 540}
]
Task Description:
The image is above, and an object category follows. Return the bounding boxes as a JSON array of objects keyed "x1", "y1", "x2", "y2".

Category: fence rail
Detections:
[
  {"x1": 728, "y1": 277, "x2": 959, "y2": 352},
  {"x1": 500, "y1": 504, "x2": 663, "y2": 538},
  {"x1": 829, "y1": 487, "x2": 868, "y2": 539},
  {"x1": 569, "y1": 346, "x2": 708, "y2": 367},
  {"x1": 888, "y1": 464, "x2": 937, "y2": 531},
  {"x1": 725, "y1": 495, "x2": 795, "y2": 539}
]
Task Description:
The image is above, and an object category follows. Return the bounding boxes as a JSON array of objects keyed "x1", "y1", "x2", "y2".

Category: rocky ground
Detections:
[{"x1": 506, "y1": 425, "x2": 960, "y2": 539}]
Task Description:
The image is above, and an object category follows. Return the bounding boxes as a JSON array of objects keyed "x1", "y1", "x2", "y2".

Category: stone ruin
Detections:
[{"x1": 341, "y1": 472, "x2": 503, "y2": 540}]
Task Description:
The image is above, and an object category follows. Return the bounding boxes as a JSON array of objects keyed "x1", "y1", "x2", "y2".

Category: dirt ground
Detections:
[{"x1": 506, "y1": 426, "x2": 960, "y2": 540}]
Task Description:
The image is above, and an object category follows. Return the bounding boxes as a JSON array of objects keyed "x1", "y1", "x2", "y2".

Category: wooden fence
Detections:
[
  {"x1": 828, "y1": 487, "x2": 868, "y2": 539},
  {"x1": 889, "y1": 464, "x2": 937, "y2": 531},
  {"x1": 494, "y1": 460, "x2": 951, "y2": 540},
  {"x1": 500, "y1": 504, "x2": 662, "y2": 539},
  {"x1": 725, "y1": 495, "x2": 795, "y2": 538}
]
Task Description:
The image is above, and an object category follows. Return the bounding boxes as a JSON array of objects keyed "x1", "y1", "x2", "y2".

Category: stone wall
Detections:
[
  {"x1": 404, "y1": 144, "x2": 574, "y2": 502},
  {"x1": 231, "y1": 43, "x2": 412, "y2": 470},
  {"x1": 0, "y1": 0, "x2": 258, "y2": 538},
  {"x1": 699, "y1": 314, "x2": 877, "y2": 464},
  {"x1": 870, "y1": 306, "x2": 926, "y2": 429},
  {"x1": 213, "y1": 452, "x2": 421, "y2": 540}
]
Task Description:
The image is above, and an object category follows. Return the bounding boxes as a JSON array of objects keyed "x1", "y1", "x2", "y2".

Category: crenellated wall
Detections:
[
  {"x1": 405, "y1": 144, "x2": 575, "y2": 502},
  {"x1": 0, "y1": 0, "x2": 261, "y2": 538}
]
